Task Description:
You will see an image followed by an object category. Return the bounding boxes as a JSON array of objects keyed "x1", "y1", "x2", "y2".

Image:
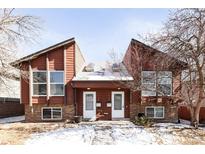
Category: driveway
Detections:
[{"x1": 25, "y1": 121, "x2": 205, "y2": 145}]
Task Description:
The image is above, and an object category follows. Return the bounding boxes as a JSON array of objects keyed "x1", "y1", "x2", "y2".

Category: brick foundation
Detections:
[
  {"x1": 25, "y1": 103, "x2": 75, "y2": 122},
  {"x1": 130, "y1": 92, "x2": 178, "y2": 123}
]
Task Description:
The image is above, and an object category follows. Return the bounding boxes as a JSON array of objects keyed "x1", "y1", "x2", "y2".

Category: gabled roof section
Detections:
[
  {"x1": 12, "y1": 37, "x2": 75, "y2": 66},
  {"x1": 130, "y1": 38, "x2": 188, "y2": 69}
]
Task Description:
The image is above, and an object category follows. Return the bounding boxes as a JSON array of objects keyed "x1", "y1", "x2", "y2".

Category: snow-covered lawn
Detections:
[
  {"x1": 0, "y1": 115, "x2": 25, "y2": 124},
  {"x1": 0, "y1": 119, "x2": 205, "y2": 145},
  {"x1": 25, "y1": 121, "x2": 205, "y2": 145}
]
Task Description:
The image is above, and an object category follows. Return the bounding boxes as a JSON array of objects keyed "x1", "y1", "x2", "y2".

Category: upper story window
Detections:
[
  {"x1": 50, "y1": 71, "x2": 64, "y2": 96},
  {"x1": 142, "y1": 71, "x2": 156, "y2": 96},
  {"x1": 32, "y1": 71, "x2": 64, "y2": 96},
  {"x1": 33, "y1": 71, "x2": 47, "y2": 96},
  {"x1": 142, "y1": 71, "x2": 172, "y2": 96},
  {"x1": 157, "y1": 71, "x2": 172, "y2": 96}
]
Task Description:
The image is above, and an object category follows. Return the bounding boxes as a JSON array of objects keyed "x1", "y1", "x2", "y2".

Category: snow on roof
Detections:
[{"x1": 72, "y1": 62, "x2": 133, "y2": 81}]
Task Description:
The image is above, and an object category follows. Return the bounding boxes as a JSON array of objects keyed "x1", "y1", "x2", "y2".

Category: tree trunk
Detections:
[
  {"x1": 190, "y1": 107, "x2": 195, "y2": 126},
  {"x1": 193, "y1": 105, "x2": 201, "y2": 128},
  {"x1": 190, "y1": 106, "x2": 200, "y2": 128}
]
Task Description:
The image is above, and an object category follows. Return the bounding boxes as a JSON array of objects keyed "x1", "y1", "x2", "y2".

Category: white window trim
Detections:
[
  {"x1": 32, "y1": 71, "x2": 47, "y2": 97},
  {"x1": 41, "y1": 107, "x2": 62, "y2": 120},
  {"x1": 32, "y1": 70, "x2": 64, "y2": 97},
  {"x1": 49, "y1": 71, "x2": 65, "y2": 96},
  {"x1": 145, "y1": 106, "x2": 165, "y2": 119}
]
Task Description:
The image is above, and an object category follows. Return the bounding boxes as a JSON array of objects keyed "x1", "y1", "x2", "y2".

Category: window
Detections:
[
  {"x1": 145, "y1": 106, "x2": 164, "y2": 118},
  {"x1": 157, "y1": 71, "x2": 172, "y2": 96},
  {"x1": 141, "y1": 71, "x2": 172, "y2": 96},
  {"x1": 33, "y1": 72, "x2": 47, "y2": 96},
  {"x1": 85, "y1": 94, "x2": 94, "y2": 110},
  {"x1": 114, "y1": 94, "x2": 122, "y2": 110},
  {"x1": 32, "y1": 71, "x2": 64, "y2": 96},
  {"x1": 142, "y1": 71, "x2": 156, "y2": 96},
  {"x1": 42, "y1": 107, "x2": 62, "y2": 120},
  {"x1": 50, "y1": 71, "x2": 64, "y2": 96}
]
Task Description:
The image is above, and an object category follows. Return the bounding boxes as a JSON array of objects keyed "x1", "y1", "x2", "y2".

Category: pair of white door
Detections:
[{"x1": 83, "y1": 91, "x2": 124, "y2": 119}]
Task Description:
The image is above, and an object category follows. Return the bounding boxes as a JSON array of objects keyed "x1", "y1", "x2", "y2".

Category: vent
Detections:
[
  {"x1": 84, "y1": 63, "x2": 95, "y2": 72},
  {"x1": 96, "y1": 70, "x2": 105, "y2": 76},
  {"x1": 112, "y1": 63, "x2": 120, "y2": 72}
]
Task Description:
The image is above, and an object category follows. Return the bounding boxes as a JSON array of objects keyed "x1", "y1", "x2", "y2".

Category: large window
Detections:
[
  {"x1": 145, "y1": 106, "x2": 164, "y2": 118},
  {"x1": 42, "y1": 107, "x2": 62, "y2": 120},
  {"x1": 32, "y1": 71, "x2": 64, "y2": 96},
  {"x1": 142, "y1": 71, "x2": 172, "y2": 96},
  {"x1": 33, "y1": 71, "x2": 47, "y2": 96},
  {"x1": 50, "y1": 71, "x2": 64, "y2": 96}
]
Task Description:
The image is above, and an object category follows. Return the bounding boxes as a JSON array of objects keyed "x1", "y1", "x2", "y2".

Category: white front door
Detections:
[
  {"x1": 112, "y1": 91, "x2": 124, "y2": 118},
  {"x1": 83, "y1": 91, "x2": 96, "y2": 119}
]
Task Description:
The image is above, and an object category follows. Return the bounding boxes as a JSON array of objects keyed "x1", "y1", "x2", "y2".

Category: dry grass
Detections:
[
  {"x1": 0, "y1": 122, "x2": 76, "y2": 145},
  {"x1": 147, "y1": 127, "x2": 205, "y2": 145},
  {"x1": 0, "y1": 121, "x2": 205, "y2": 145}
]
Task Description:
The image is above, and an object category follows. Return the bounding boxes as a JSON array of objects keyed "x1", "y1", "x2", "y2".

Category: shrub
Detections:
[{"x1": 132, "y1": 116, "x2": 154, "y2": 127}]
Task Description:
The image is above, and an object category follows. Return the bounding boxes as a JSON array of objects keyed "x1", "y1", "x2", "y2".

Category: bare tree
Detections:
[
  {"x1": 150, "y1": 8, "x2": 205, "y2": 128},
  {"x1": 0, "y1": 8, "x2": 41, "y2": 94}
]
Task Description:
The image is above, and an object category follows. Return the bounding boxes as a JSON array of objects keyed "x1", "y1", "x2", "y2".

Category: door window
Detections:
[
  {"x1": 114, "y1": 94, "x2": 122, "y2": 110},
  {"x1": 85, "y1": 94, "x2": 94, "y2": 110}
]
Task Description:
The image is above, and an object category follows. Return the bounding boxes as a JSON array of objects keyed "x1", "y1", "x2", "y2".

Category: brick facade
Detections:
[
  {"x1": 130, "y1": 97, "x2": 178, "y2": 122},
  {"x1": 25, "y1": 103, "x2": 74, "y2": 122}
]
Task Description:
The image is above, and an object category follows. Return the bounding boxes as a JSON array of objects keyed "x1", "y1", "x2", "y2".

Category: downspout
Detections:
[{"x1": 74, "y1": 87, "x2": 77, "y2": 116}]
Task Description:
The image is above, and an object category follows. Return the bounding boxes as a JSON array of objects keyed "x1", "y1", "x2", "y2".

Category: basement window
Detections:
[
  {"x1": 42, "y1": 107, "x2": 62, "y2": 120},
  {"x1": 33, "y1": 71, "x2": 47, "y2": 96},
  {"x1": 50, "y1": 71, "x2": 64, "y2": 96},
  {"x1": 145, "y1": 106, "x2": 164, "y2": 119}
]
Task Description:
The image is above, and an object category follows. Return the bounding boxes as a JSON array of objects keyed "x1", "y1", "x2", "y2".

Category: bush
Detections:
[{"x1": 132, "y1": 116, "x2": 154, "y2": 127}]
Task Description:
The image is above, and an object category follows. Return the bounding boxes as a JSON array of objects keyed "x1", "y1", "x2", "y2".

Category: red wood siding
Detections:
[
  {"x1": 20, "y1": 42, "x2": 75, "y2": 105},
  {"x1": 76, "y1": 88, "x2": 130, "y2": 120},
  {"x1": 31, "y1": 54, "x2": 46, "y2": 70},
  {"x1": 65, "y1": 44, "x2": 75, "y2": 104},
  {"x1": 49, "y1": 47, "x2": 64, "y2": 70}
]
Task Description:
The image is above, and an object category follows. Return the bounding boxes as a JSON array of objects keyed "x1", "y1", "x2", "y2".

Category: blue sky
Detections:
[{"x1": 16, "y1": 9, "x2": 171, "y2": 63}]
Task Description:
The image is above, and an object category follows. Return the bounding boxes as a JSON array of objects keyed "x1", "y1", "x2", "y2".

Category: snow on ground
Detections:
[
  {"x1": 0, "y1": 115, "x2": 25, "y2": 124},
  {"x1": 26, "y1": 125, "x2": 96, "y2": 145},
  {"x1": 25, "y1": 121, "x2": 205, "y2": 145}
]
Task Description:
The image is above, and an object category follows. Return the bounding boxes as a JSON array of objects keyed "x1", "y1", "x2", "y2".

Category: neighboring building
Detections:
[
  {"x1": 12, "y1": 37, "x2": 186, "y2": 122},
  {"x1": 0, "y1": 78, "x2": 24, "y2": 118}
]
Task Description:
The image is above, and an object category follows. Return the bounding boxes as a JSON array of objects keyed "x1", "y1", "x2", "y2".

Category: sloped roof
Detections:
[
  {"x1": 12, "y1": 37, "x2": 75, "y2": 66},
  {"x1": 72, "y1": 62, "x2": 133, "y2": 81},
  {"x1": 131, "y1": 38, "x2": 188, "y2": 68}
]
